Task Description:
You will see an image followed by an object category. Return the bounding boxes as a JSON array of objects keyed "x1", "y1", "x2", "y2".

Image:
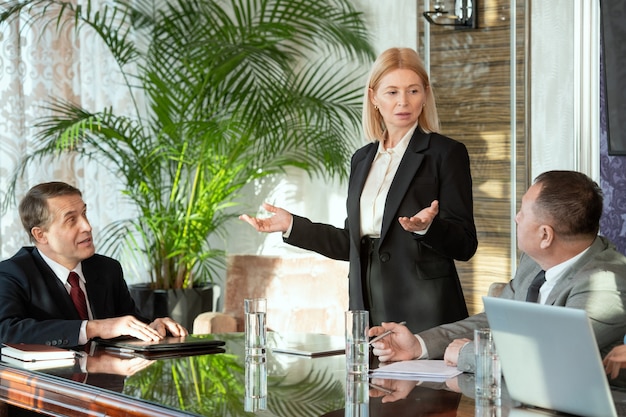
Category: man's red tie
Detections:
[{"x1": 68, "y1": 272, "x2": 89, "y2": 320}]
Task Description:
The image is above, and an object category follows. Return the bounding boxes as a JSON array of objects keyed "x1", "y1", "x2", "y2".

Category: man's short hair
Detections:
[
  {"x1": 533, "y1": 170, "x2": 603, "y2": 238},
  {"x1": 19, "y1": 182, "x2": 82, "y2": 242}
]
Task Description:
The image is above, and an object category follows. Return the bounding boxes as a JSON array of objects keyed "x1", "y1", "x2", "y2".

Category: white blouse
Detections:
[{"x1": 359, "y1": 124, "x2": 416, "y2": 237}]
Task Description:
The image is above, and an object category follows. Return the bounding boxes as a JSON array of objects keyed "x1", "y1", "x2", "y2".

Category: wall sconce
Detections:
[{"x1": 423, "y1": 0, "x2": 477, "y2": 29}]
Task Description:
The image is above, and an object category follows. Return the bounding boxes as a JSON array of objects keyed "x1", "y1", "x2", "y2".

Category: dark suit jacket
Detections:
[
  {"x1": 0, "y1": 247, "x2": 145, "y2": 347},
  {"x1": 286, "y1": 128, "x2": 477, "y2": 333}
]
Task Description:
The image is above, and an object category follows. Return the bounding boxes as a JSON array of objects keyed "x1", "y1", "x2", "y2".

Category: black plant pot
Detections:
[{"x1": 129, "y1": 284, "x2": 218, "y2": 331}]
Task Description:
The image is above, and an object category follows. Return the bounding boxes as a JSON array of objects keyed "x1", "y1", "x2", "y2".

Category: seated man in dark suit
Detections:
[
  {"x1": 368, "y1": 170, "x2": 626, "y2": 374},
  {"x1": 0, "y1": 181, "x2": 187, "y2": 347}
]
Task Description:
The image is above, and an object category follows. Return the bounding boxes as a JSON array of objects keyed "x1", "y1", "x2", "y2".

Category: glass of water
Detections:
[
  {"x1": 244, "y1": 298, "x2": 267, "y2": 356},
  {"x1": 474, "y1": 328, "x2": 501, "y2": 405},
  {"x1": 345, "y1": 310, "x2": 369, "y2": 375}
]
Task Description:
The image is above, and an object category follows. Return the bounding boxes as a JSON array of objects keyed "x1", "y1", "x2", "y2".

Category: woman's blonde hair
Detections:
[{"x1": 362, "y1": 48, "x2": 440, "y2": 141}]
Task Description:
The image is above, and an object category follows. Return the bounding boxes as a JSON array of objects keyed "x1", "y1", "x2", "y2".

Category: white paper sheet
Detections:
[{"x1": 369, "y1": 359, "x2": 462, "y2": 381}]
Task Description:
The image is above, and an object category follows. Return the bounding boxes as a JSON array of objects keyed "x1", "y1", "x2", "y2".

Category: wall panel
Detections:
[{"x1": 418, "y1": 0, "x2": 528, "y2": 314}]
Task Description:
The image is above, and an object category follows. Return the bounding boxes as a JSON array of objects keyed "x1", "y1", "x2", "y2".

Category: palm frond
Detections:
[{"x1": 1, "y1": 0, "x2": 375, "y2": 288}]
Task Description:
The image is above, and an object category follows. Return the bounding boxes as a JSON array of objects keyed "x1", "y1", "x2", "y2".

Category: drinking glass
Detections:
[
  {"x1": 474, "y1": 328, "x2": 502, "y2": 405},
  {"x1": 244, "y1": 298, "x2": 267, "y2": 356},
  {"x1": 345, "y1": 310, "x2": 369, "y2": 375}
]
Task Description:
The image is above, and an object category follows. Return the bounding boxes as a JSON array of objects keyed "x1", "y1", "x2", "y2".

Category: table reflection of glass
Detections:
[
  {"x1": 475, "y1": 400, "x2": 502, "y2": 417},
  {"x1": 345, "y1": 373, "x2": 369, "y2": 417},
  {"x1": 322, "y1": 377, "x2": 465, "y2": 417},
  {"x1": 245, "y1": 354, "x2": 267, "y2": 412},
  {"x1": 4, "y1": 333, "x2": 525, "y2": 417},
  {"x1": 120, "y1": 332, "x2": 345, "y2": 416}
]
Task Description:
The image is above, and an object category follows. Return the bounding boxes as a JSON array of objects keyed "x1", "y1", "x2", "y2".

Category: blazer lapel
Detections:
[
  {"x1": 380, "y1": 130, "x2": 429, "y2": 241},
  {"x1": 347, "y1": 143, "x2": 377, "y2": 246},
  {"x1": 82, "y1": 260, "x2": 107, "y2": 319},
  {"x1": 30, "y1": 248, "x2": 82, "y2": 318}
]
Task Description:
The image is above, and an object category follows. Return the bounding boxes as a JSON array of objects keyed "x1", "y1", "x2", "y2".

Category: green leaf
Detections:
[{"x1": 1, "y1": 0, "x2": 375, "y2": 289}]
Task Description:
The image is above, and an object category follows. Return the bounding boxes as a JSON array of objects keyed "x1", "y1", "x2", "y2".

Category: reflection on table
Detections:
[{"x1": 0, "y1": 332, "x2": 603, "y2": 417}]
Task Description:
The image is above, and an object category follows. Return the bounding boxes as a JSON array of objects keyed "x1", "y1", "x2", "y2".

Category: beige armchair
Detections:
[
  {"x1": 193, "y1": 255, "x2": 349, "y2": 336},
  {"x1": 487, "y1": 282, "x2": 508, "y2": 298}
]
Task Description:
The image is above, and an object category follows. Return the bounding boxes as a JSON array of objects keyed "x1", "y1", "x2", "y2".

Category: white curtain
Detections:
[{"x1": 0, "y1": 2, "x2": 141, "y2": 280}]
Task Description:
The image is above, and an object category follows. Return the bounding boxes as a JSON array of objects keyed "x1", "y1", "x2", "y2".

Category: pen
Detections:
[
  {"x1": 368, "y1": 382, "x2": 395, "y2": 395},
  {"x1": 369, "y1": 321, "x2": 407, "y2": 345}
]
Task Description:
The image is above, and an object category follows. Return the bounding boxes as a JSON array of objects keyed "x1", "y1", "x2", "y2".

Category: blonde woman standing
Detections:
[{"x1": 241, "y1": 48, "x2": 477, "y2": 333}]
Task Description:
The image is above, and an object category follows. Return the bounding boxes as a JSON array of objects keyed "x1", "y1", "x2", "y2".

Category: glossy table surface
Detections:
[{"x1": 0, "y1": 332, "x2": 614, "y2": 417}]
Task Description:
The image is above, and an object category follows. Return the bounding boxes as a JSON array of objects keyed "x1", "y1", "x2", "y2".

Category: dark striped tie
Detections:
[
  {"x1": 68, "y1": 272, "x2": 89, "y2": 320},
  {"x1": 525, "y1": 270, "x2": 546, "y2": 303}
]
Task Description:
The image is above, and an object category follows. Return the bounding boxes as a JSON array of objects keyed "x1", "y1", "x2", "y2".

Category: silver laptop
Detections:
[{"x1": 483, "y1": 297, "x2": 618, "y2": 417}]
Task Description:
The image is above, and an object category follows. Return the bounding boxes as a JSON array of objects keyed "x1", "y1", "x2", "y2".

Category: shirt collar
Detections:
[
  {"x1": 544, "y1": 245, "x2": 591, "y2": 283},
  {"x1": 376, "y1": 123, "x2": 417, "y2": 156},
  {"x1": 36, "y1": 248, "x2": 85, "y2": 284}
]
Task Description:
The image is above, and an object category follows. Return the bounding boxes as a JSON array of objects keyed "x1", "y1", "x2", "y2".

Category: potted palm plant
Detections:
[{"x1": 1, "y1": 0, "x2": 374, "y2": 328}]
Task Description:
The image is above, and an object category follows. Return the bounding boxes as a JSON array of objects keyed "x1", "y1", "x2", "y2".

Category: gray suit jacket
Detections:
[{"x1": 419, "y1": 236, "x2": 626, "y2": 372}]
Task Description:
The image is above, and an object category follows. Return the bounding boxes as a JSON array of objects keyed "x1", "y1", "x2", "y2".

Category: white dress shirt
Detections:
[
  {"x1": 38, "y1": 249, "x2": 92, "y2": 344},
  {"x1": 359, "y1": 124, "x2": 416, "y2": 237}
]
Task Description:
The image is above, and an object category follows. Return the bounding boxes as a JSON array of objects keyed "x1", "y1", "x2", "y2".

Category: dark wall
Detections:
[
  {"x1": 599, "y1": 3, "x2": 626, "y2": 255},
  {"x1": 600, "y1": 0, "x2": 626, "y2": 155}
]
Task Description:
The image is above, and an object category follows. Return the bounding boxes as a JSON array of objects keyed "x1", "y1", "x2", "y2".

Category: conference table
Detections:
[{"x1": 0, "y1": 332, "x2": 601, "y2": 416}]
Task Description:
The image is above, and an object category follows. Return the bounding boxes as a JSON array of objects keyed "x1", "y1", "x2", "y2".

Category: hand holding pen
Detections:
[
  {"x1": 368, "y1": 321, "x2": 421, "y2": 363},
  {"x1": 369, "y1": 321, "x2": 406, "y2": 345}
]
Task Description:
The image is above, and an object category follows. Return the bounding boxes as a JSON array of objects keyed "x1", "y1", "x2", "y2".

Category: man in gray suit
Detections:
[{"x1": 369, "y1": 170, "x2": 626, "y2": 373}]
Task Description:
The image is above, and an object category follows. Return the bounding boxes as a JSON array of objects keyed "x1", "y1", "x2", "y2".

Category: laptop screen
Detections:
[{"x1": 483, "y1": 297, "x2": 617, "y2": 417}]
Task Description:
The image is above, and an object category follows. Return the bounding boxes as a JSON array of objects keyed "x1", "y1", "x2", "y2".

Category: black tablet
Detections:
[{"x1": 97, "y1": 334, "x2": 225, "y2": 353}]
